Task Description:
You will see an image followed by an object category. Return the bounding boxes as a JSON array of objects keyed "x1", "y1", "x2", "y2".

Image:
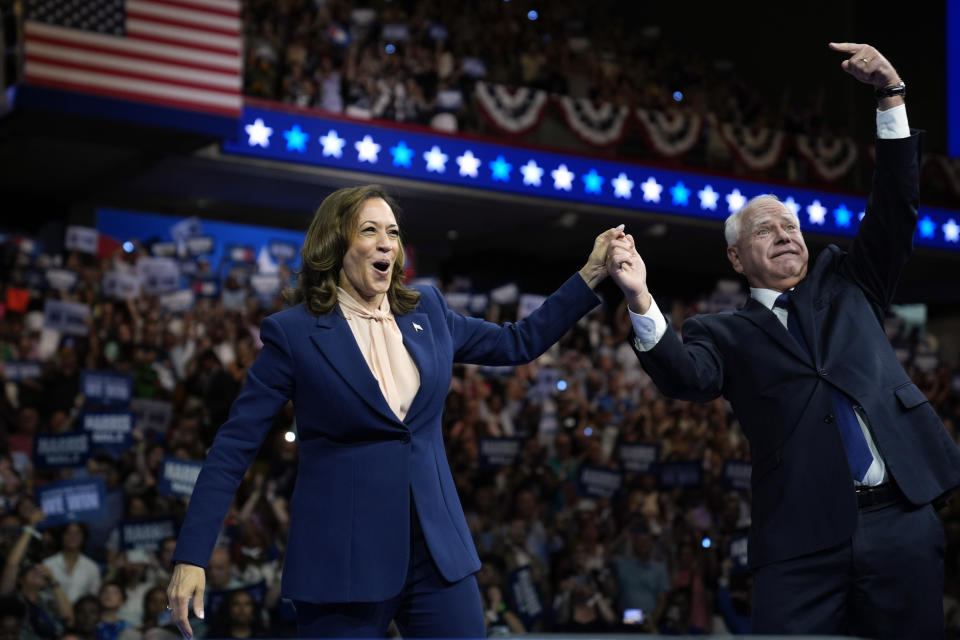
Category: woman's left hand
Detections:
[{"x1": 579, "y1": 224, "x2": 626, "y2": 289}]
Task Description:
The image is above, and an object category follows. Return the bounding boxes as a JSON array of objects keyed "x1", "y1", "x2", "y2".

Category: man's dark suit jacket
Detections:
[{"x1": 634, "y1": 132, "x2": 960, "y2": 569}]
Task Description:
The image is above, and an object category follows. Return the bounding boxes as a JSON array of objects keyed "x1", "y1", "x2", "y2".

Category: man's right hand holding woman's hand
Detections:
[{"x1": 606, "y1": 228, "x2": 652, "y2": 314}]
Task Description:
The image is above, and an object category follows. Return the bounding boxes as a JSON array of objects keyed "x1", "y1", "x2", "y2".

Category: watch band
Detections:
[{"x1": 875, "y1": 81, "x2": 906, "y2": 100}]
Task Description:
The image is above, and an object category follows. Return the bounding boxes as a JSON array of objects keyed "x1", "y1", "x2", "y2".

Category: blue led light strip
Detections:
[{"x1": 222, "y1": 105, "x2": 960, "y2": 251}]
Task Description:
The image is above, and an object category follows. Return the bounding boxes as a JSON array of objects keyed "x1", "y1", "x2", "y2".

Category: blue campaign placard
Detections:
[
  {"x1": 158, "y1": 457, "x2": 203, "y2": 498},
  {"x1": 508, "y1": 566, "x2": 544, "y2": 628},
  {"x1": 619, "y1": 442, "x2": 660, "y2": 473},
  {"x1": 723, "y1": 460, "x2": 752, "y2": 491},
  {"x1": 658, "y1": 460, "x2": 703, "y2": 488},
  {"x1": 3, "y1": 361, "x2": 43, "y2": 382},
  {"x1": 33, "y1": 432, "x2": 91, "y2": 469},
  {"x1": 477, "y1": 437, "x2": 523, "y2": 468},
  {"x1": 577, "y1": 465, "x2": 624, "y2": 498},
  {"x1": 36, "y1": 478, "x2": 108, "y2": 528},
  {"x1": 81, "y1": 412, "x2": 134, "y2": 456},
  {"x1": 120, "y1": 517, "x2": 179, "y2": 550},
  {"x1": 268, "y1": 239, "x2": 298, "y2": 262},
  {"x1": 81, "y1": 371, "x2": 133, "y2": 407}
]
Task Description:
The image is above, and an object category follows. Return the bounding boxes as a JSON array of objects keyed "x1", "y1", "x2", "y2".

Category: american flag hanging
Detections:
[{"x1": 24, "y1": 0, "x2": 242, "y2": 117}]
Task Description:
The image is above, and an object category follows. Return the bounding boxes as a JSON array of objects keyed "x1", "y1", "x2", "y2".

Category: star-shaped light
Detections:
[
  {"x1": 245, "y1": 118, "x2": 273, "y2": 148},
  {"x1": 551, "y1": 164, "x2": 575, "y2": 191},
  {"x1": 726, "y1": 189, "x2": 746, "y2": 213},
  {"x1": 782, "y1": 196, "x2": 800, "y2": 217},
  {"x1": 807, "y1": 200, "x2": 826, "y2": 225},
  {"x1": 456, "y1": 150, "x2": 481, "y2": 178},
  {"x1": 698, "y1": 185, "x2": 719, "y2": 210},
  {"x1": 423, "y1": 145, "x2": 449, "y2": 173},
  {"x1": 319, "y1": 129, "x2": 346, "y2": 158},
  {"x1": 354, "y1": 135, "x2": 381, "y2": 163},
  {"x1": 670, "y1": 181, "x2": 690, "y2": 205},
  {"x1": 520, "y1": 160, "x2": 543, "y2": 186},
  {"x1": 283, "y1": 124, "x2": 308, "y2": 152},
  {"x1": 390, "y1": 141, "x2": 414, "y2": 167},
  {"x1": 640, "y1": 177, "x2": 662, "y2": 202},
  {"x1": 833, "y1": 204, "x2": 852, "y2": 228},
  {"x1": 918, "y1": 216, "x2": 936, "y2": 239},
  {"x1": 611, "y1": 173, "x2": 634, "y2": 199},
  {"x1": 489, "y1": 155, "x2": 513, "y2": 182},
  {"x1": 944, "y1": 218, "x2": 960, "y2": 243},
  {"x1": 583, "y1": 169, "x2": 604, "y2": 194}
]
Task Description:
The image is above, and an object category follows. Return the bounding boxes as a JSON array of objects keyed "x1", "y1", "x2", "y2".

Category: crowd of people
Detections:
[{"x1": 1, "y1": 232, "x2": 959, "y2": 639}]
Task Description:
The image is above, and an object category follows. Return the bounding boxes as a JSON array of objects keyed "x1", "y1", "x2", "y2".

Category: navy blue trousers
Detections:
[
  {"x1": 293, "y1": 506, "x2": 485, "y2": 638},
  {"x1": 751, "y1": 496, "x2": 945, "y2": 638}
]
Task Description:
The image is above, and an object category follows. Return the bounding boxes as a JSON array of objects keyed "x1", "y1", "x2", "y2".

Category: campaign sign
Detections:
[
  {"x1": 193, "y1": 277, "x2": 220, "y2": 298},
  {"x1": 490, "y1": 282, "x2": 519, "y2": 305},
  {"x1": 159, "y1": 457, "x2": 203, "y2": 498},
  {"x1": 729, "y1": 534, "x2": 749, "y2": 569},
  {"x1": 65, "y1": 225, "x2": 99, "y2": 254},
  {"x1": 3, "y1": 361, "x2": 43, "y2": 382},
  {"x1": 43, "y1": 300, "x2": 90, "y2": 336},
  {"x1": 577, "y1": 465, "x2": 624, "y2": 498},
  {"x1": 102, "y1": 271, "x2": 143, "y2": 300},
  {"x1": 478, "y1": 437, "x2": 522, "y2": 468},
  {"x1": 131, "y1": 398, "x2": 173, "y2": 435},
  {"x1": 268, "y1": 240, "x2": 298, "y2": 262},
  {"x1": 81, "y1": 371, "x2": 133, "y2": 407},
  {"x1": 250, "y1": 273, "x2": 281, "y2": 297},
  {"x1": 443, "y1": 291, "x2": 470, "y2": 314},
  {"x1": 518, "y1": 294, "x2": 546, "y2": 320},
  {"x1": 45, "y1": 268, "x2": 78, "y2": 291},
  {"x1": 150, "y1": 242, "x2": 178, "y2": 257},
  {"x1": 138, "y1": 258, "x2": 180, "y2": 295},
  {"x1": 120, "y1": 517, "x2": 178, "y2": 550},
  {"x1": 658, "y1": 461, "x2": 703, "y2": 488},
  {"x1": 179, "y1": 260, "x2": 198, "y2": 277},
  {"x1": 723, "y1": 460, "x2": 752, "y2": 491},
  {"x1": 160, "y1": 289, "x2": 195, "y2": 313},
  {"x1": 82, "y1": 412, "x2": 134, "y2": 455},
  {"x1": 33, "y1": 432, "x2": 91, "y2": 469},
  {"x1": 36, "y1": 477, "x2": 107, "y2": 527},
  {"x1": 619, "y1": 443, "x2": 660, "y2": 473},
  {"x1": 508, "y1": 566, "x2": 544, "y2": 628},
  {"x1": 185, "y1": 236, "x2": 214, "y2": 256},
  {"x1": 227, "y1": 244, "x2": 255, "y2": 263}
]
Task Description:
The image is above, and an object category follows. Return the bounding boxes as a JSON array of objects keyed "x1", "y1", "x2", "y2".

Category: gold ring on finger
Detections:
[{"x1": 861, "y1": 57, "x2": 871, "y2": 63}]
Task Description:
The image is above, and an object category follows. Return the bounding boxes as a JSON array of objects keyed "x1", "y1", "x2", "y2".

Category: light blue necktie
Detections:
[{"x1": 774, "y1": 292, "x2": 873, "y2": 481}]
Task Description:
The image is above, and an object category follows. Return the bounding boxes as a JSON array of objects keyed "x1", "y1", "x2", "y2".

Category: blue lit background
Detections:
[
  {"x1": 223, "y1": 106, "x2": 960, "y2": 252},
  {"x1": 949, "y1": 0, "x2": 960, "y2": 157}
]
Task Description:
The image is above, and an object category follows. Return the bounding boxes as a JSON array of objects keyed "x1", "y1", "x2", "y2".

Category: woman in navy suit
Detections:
[{"x1": 166, "y1": 184, "x2": 621, "y2": 638}]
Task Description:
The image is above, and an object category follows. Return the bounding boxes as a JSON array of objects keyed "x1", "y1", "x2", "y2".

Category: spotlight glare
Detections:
[
  {"x1": 527, "y1": 10, "x2": 538, "y2": 20},
  {"x1": 557, "y1": 379, "x2": 568, "y2": 391},
  {"x1": 673, "y1": 91, "x2": 683, "y2": 102},
  {"x1": 584, "y1": 427, "x2": 593, "y2": 436},
  {"x1": 385, "y1": 43, "x2": 396, "y2": 54},
  {"x1": 701, "y1": 537, "x2": 712, "y2": 549},
  {"x1": 284, "y1": 430, "x2": 296, "y2": 443},
  {"x1": 122, "y1": 241, "x2": 135, "y2": 253}
]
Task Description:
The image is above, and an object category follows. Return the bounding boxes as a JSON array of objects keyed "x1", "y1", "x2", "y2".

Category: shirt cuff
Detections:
[
  {"x1": 628, "y1": 295, "x2": 668, "y2": 352},
  {"x1": 876, "y1": 103, "x2": 909, "y2": 139}
]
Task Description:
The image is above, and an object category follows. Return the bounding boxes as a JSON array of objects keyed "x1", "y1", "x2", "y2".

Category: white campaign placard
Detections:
[
  {"x1": 65, "y1": 226, "x2": 99, "y2": 254},
  {"x1": 43, "y1": 300, "x2": 90, "y2": 336}
]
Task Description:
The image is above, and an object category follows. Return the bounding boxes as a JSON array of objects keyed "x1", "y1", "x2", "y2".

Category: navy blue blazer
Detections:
[
  {"x1": 633, "y1": 133, "x2": 960, "y2": 569},
  {"x1": 173, "y1": 273, "x2": 600, "y2": 603}
]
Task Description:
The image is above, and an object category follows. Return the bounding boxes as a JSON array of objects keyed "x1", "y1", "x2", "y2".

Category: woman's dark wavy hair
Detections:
[{"x1": 287, "y1": 184, "x2": 420, "y2": 316}]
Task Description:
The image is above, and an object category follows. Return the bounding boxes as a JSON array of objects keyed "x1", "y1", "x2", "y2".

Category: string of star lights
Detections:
[{"x1": 227, "y1": 106, "x2": 960, "y2": 251}]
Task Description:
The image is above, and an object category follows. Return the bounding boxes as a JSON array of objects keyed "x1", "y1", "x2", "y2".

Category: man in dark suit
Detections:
[{"x1": 606, "y1": 43, "x2": 960, "y2": 637}]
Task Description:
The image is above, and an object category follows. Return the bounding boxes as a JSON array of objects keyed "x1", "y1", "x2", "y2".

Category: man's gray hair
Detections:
[{"x1": 723, "y1": 194, "x2": 797, "y2": 246}]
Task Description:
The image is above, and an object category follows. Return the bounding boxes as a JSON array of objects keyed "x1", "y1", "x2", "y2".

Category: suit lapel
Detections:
[
  {"x1": 394, "y1": 311, "x2": 434, "y2": 424},
  {"x1": 787, "y1": 282, "x2": 819, "y2": 365},
  {"x1": 736, "y1": 298, "x2": 811, "y2": 365},
  {"x1": 310, "y1": 310, "x2": 400, "y2": 425}
]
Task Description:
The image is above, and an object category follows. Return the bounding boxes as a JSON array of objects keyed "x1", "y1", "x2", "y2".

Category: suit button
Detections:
[
  {"x1": 818, "y1": 368, "x2": 828, "y2": 377},
  {"x1": 401, "y1": 434, "x2": 411, "y2": 444},
  {"x1": 824, "y1": 413, "x2": 835, "y2": 423}
]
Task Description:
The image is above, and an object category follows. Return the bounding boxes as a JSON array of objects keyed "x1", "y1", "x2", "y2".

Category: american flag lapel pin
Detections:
[{"x1": 413, "y1": 322, "x2": 423, "y2": 332}]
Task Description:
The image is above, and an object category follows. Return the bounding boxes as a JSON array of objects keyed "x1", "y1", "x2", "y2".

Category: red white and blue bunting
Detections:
[
  {"x1": 557, "y1": 96, "x2": 629, "y2": 147},
  {"x1": 796, "y1": 135, "x2": 859, "y2": 182},
  {"x1": 713, "y1": 115, "x2": 786, "y2": 171},
  {"x1": 474, "y1": 82, "x2": 549, "y2": 135},
  {"x1": 634, "y1": 108, "x2": 703, "y2": 158}
]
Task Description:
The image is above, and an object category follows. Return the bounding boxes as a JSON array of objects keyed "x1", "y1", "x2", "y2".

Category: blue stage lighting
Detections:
[
  {"x1": 557, "y1": 379, "x2": 568, "y2": 391},
  {"x1": 527, "y1": 10, "x2": 538, "y2": 20},
  {"x1": 122, "y1": 241, "x2": 134, "y2": 253},
  {"x1": 385, "y1": 43, "x2": 396, "y2": 54},
  {"x1": 673, "y1": 91, "x2": 683, "y2": 102},
  {"x1": 701, "y1": 537, "x2": 712, "y2": 549}
]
